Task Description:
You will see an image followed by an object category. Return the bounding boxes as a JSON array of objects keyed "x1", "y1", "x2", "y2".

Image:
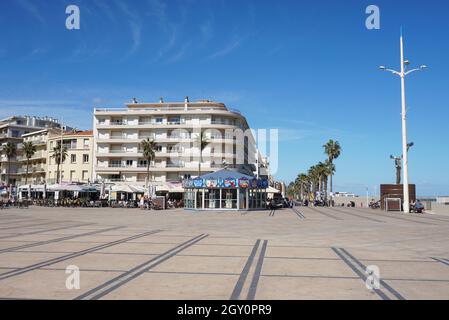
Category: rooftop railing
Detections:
[{"x1": 95, "y1": 106, "x2": 241, "y2": 115}]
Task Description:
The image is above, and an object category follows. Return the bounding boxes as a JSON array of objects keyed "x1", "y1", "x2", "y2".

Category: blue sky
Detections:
[{"x1": 1, "y1": 0, "x2": 448, "y2": 196}]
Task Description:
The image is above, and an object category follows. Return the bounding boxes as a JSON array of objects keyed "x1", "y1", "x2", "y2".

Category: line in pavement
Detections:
[
  {"x1": 230, "y1": 239, "x2": 261, "y2": 300},
  {"x1": 431, "y1": 257, "x2": 449, "y2": 267},
  {"x1": 0, "y1": 226, "x2": 124, "y2": 254},
  {"x1": 348, "y1": 208, "x2": 438, "y2": 225},
  {"x1": 306, "y1": 207, "x2": 342, "y2": 220},
  {"x1": 0, "y1": 218, "x2": 48, "y2": 227},
  {"x1": 0, "y1": 220, "x2": 74, "y2": 231},
  {"x1": 0, "y1": 222, "x2": 95, "y2": 240},
  {"x1": 336, "y1": 247, "x2": 405, "y2": 300},
  {"x1": 329, "y1": 207, "x2": 385, "y2": 223},
  {"x1": 74, "y1": 233, "x2": 209, "y2": 300},
  {"x1": 331, "y1": 247, "x2": 390, "y2": 300},
  {"x1": 291, "y1": 207, "x2": 305, "y2": 219},
  {"x1": 0, "y1": 229, "x2": 162, "y2": 281},
  {"x1": 247, "y1": 240, "x2": 268, "y2": 300}
]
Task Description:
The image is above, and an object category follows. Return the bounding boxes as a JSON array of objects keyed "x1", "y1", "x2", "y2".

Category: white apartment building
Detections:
[{"x1": 93, "y1": 98, "x2": 259, "y2": 186}]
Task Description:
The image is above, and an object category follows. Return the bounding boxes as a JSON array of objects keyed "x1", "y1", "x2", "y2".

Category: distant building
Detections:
[
  {"x1": 0, "y1": 116, "x2": 62, "y2": 186},
  {"x1": 436, "y1": 196, "x2": 449, "y2": 204},
  {"x1": 334, "y1": 191, "x2": 357, "y2": 197}
]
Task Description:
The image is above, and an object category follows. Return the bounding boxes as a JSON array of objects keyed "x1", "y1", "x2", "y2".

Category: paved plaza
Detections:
[{"x1": 0, "y1": 205, "x2": 449, "y2": 300}]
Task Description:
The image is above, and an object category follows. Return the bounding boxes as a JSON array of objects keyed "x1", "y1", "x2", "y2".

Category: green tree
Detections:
[
  {"x1": 195, "y1": 131, "x2": 209, "y2": 177},
  {"x1": 3, "y1": 142, "x2": 17, "y2": 186},
  {"x1": 23, "y1": 141, "x2": 37, "y2": 185},
  {"x1": 140, "y1": 138, "x2": 157, "y2": 190},
  {"x1": 51, "y1": 142, "x2": 68, "y2": 184},
  {"x1": 323, "y1": 139, "x2": 341, "y2": 197}
]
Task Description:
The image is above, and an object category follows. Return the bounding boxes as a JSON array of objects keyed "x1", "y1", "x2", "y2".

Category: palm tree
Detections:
[
  {"x1": 296, "y1": 173, "x2": 309, "y2": 201},
  {"x1": 323, "y1": 139, "x2": 341, "y2": 199},
  {"x1": 195, "y1": 131, "x2": 209, "y2": 177},
  {"x1": 23, "y1": 141, "x2": 37, "y2": 185},
  {"x1": 140, "y1": 138, "x2": 157, "y2": 190},
  {"x1": 51, "y1": 142, "x2": 68, "y2": 184},
  {"x1": 3, "y1": 142, "x2": 17, "y2": 186},
  {"x1": 308, "y1": 165, "x2": 320, "y2": 200},
  {"x1": 315, "y1": 161, "x2": 329, "y2": 198}
]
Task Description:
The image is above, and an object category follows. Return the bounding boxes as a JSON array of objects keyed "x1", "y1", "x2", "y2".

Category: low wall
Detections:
[
  {"x1": 429, "y1": 203, "x2": 449, "y2": 215},
  {"x1": 333, "y1": 196, "x2": 380, "y2": 208}
]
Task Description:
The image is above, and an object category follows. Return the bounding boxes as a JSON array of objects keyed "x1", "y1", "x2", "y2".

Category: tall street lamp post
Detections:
[{"x1": 380, "y1": 30, "x2": 426, "y2": 213}]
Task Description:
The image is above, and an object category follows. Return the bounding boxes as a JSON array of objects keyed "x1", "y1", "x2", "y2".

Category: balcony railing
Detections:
[
  {"x1": 110, "y1": 121, "x2": 127, "y2": 125},
  {"x1": 17, "y1": 166, "x2": 45, "y2": 173},
  {"x1": 211, "y1": 120, "x2": 235, "y2": 125},
  {"x1": 106, "y1": 149, "x2": 138, "y2": 153},
  {"x1": 166, "y1": 163, "x2": 184, "y2": 168},
  {"x1": 109, "y1": 164, "x2": 125, "y2": 168}
]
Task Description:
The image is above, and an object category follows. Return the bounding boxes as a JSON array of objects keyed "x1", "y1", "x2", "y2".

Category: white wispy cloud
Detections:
[
  {"x1": 208, "y1": 39, "x2": 241, "y2": 59},
  {"x1": 112, "y1": 0, "x2": 143, "y2": 56},
  {"x1": 93, "y1": 0, "x2": 116, "y2": 23},
  {"x1": 200, "y1": 20, "x2": 214, "y2": 41},
  {"x1": 16, "y1": 0, "x2": 45, "y2": 25},
  {"x1": 128, "y1": 20, "x2": 142, "y2": 55}
]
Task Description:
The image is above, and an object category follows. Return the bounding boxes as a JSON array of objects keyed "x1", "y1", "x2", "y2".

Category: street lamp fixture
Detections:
[{"x1": 380, "y1": 30, "x2": 427, "y2": 213}]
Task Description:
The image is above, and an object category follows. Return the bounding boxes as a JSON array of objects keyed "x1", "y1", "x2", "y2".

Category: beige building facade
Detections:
[
  {"x1": 19, "y1": 128, "x2": 59, "y2": 185},
  {"x1": 47, "y1": 130, "x2": 94, "y2": 184}
]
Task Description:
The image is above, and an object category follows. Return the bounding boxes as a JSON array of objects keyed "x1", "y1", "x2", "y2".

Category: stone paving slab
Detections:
[
  {"x1": 262, "y1": 258, "x2": 355, "y2": 278},
  {"x1": 256, "y1": 276, "x2": 381, "y2": 300},
  {"x1": 100, "y1": 273, "x2": 239, "y2": 300},
  {"x1": 0, "y1": 269, "x2": 123, "y2": 300},
  {"x1": 151, "y1": 255, "x2": 248, "y2": 274},
  {"x1": 49, "y1": 252, "x2": 157, "y2": 271},
  {"x1": 0, "y1": 251, "x2": 73, "y2": 268},
  {"x1": 385, "y1": 280, "x2": 449, "y2": 300}
]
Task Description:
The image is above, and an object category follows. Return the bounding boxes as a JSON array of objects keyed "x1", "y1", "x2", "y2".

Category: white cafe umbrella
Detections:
[
  {"x1": 100, "y1": 182, "x2": 105, "y2": 198},
  {"x1": 108, "y1": 185, "x2": 112, "y2": 202},
  {"x1": 28, "y1": 184, "x2": 31, "y2": 199},
  {"x1": 43, "y1": 183, "x2": 47, "y2": 199}
]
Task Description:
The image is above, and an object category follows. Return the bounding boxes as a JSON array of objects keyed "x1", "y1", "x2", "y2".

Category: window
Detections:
[
  {"x1": 125, "y1": 160, "x2": 133, "y2": 167},
  {"x1": 83, "y1": 154, "x2": 89, "y2": 163},
  {"x1": 110, "y1": 174, "x2": 121, "y2": 181},
  {"x1": 71, "y1": 139, "x2": 77, "y2": 149},
  {"x1": 155, "y1": 145, "x2": 162, "y2": 152},
  {"x1": 71, "y1": 154, "x2": 76, "y2": 163},
  {"x1": 138, "y1": 159, "x2": 147, "y2": 167},
  {"x1": 82, "y1": 170, "x2": 88, "y2": 181},
  {"x1": 70, "y1": 170, "x2": 75, "y2": 181},
  {"x1": 110, "y1": 160, "x2": 121, "y2": 167},
  {"x1": 155, "y1": 117, "x2": 163, "y2": 124},
  {"x1": 50, "y1": 141, "x2": 54, "y2": 148},
  {"x1": 83, "y1": 139, "x2": 90, "y2": 148}
]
